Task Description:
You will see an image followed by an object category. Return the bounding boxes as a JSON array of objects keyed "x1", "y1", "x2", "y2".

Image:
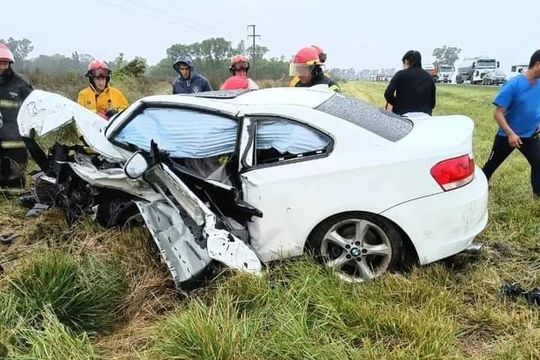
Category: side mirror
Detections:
[{"x1": 124, "y1": 152, "x2": 149, "y2": 179}]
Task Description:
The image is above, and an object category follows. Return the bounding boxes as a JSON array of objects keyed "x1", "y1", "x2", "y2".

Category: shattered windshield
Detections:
[
  {"x1": 316, "y1": 94, "x2": 413, "y2": 142},
  {"x1": 114, "y1": 107, "x2": 238, "y2": 158}
]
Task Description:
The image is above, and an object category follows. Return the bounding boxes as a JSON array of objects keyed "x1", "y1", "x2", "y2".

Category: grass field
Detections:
[{"x1": 0, "y1": 82, "x2": 539, "y2": 359}]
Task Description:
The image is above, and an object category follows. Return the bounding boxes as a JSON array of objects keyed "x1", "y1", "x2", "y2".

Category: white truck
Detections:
[
  {"x1": 438, "y1": 64, "x2": 454, "y2": 83},
  {"x1": 456, "y1": 57, "x2": 501, "y2": 85}
]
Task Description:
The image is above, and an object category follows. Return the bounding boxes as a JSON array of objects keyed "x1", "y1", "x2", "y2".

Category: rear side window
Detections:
[
  {"x1": 316, "y1": 94, "x2": 413, "y2": 141},
  {"x1": 254, "y1": 118, "x2": 331, "y2": 165}
]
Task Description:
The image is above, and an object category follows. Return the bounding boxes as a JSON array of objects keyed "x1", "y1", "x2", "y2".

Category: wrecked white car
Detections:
[{"x1": 17, "y1": 88, "x2": 488, "y2": 286}]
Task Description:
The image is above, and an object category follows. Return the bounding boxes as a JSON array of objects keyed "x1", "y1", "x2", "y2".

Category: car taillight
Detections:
[{"x1": 430, "y1": 154, "x2": 475, "y2": 191}]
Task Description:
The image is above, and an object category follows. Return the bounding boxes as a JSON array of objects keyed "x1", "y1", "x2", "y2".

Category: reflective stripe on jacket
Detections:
[
  {"x1": 0, "y1": 140, "x2": 26, "y2": 149},
  {"x1": 0, "y1": 99, "x2": 22, "y2": 109}
]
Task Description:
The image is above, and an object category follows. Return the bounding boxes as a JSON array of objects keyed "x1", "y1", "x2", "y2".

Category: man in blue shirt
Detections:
[{"x1": 482, "y1": 50, "x2": 540, "y2": 196}]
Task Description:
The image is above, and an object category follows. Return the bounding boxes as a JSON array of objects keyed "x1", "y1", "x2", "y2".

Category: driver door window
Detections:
[{"x1": 114, "y1": 107, "x2": 238, "y2": 158}]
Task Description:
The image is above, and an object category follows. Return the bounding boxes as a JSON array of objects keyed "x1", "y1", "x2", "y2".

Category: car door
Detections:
[
  {"x1": 109, "y1": 105, "x2": 263, "y2": 287},
  {"x1": 237, "y1": 115, "x2": 334, "y2": 262}
]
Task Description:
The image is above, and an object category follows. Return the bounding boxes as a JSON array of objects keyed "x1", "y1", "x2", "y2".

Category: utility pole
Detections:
[{"x1": 247, "y1": 24, "x2": 261, "y2": 80}]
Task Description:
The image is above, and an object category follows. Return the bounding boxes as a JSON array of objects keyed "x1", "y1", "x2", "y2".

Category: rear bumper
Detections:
[{"x1": 381, "y1": 167, "x2": 488, "y2": 265}]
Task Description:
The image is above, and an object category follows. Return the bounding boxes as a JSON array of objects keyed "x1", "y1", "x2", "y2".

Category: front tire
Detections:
[{"x1": 307, "y1": 212, "x2": 406, "y2": 282}]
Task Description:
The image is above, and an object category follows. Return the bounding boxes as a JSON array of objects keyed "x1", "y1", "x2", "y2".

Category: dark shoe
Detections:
[{"x1": 18, "y1": 192, "x2": 37, "y2": 209}]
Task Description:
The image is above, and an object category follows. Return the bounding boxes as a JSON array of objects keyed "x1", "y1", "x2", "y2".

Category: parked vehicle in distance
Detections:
[
  {"x1": 424, "y1": 65, "x2": 438, "y2": 82},
  {"x1": 438, "y1": 64, "x2": 454, "y2": 83},
  {"x1": 507, "y1": 64, "x2": 528, "y2": 82},
  {"x1": 482, "y1": 69, "x2": 507, "y2": 85},
  {"x1": 456, "y1": 57, "x2": 500, "y2": 85}
]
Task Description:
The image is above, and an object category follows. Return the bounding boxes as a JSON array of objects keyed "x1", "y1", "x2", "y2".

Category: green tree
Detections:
[
  {"x1": 234, "y1": 40, "x2": 246, "y2": 56},
  {"x1": 118, "y1": 57, "x2": 147, "y2": 78},
  {"x1": 0, "y1": 37, "x2": 34, "y2": 63},
  {"x1": 432, "y1": 46, "x2": 461, "y2": 66},
  {"x1": 25, "y1": 53, "x2": 88, "y2": 74},
  {"x1": 247, "y1": 44, "x2": 269, "y2": 61},
  {"x1": 148, "y1": 37, "x2": 290, "y2": 85},
  {"x1": 108, "y1": 54, "x2": 147, "y2": 80}
]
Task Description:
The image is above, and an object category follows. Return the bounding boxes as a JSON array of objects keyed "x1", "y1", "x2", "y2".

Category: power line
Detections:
[
  {"x1": 94, "y1": 0, "x2": 211, "y2": 33},
  {"x1": 247, "y1": 24, "x2": 260, "y2": 80},
  {"x1": 124, "y1": 0, "x2": 233, "y2": 35},
  {"x1": 152, "y1": 0, "x2": 239, "y2": 33}
]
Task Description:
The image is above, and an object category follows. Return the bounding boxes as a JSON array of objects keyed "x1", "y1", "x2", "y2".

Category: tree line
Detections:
[
  {"x1": 1, "y1": 37, "x2": 462, "y2": 85},
  {"x1": 1, "y1": 37, "x2": 289, "y2": 88}
]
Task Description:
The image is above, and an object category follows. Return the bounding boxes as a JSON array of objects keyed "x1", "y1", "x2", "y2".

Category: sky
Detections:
[{"x1": 4, "y1": 0, "x2": 538, "y2": 73}]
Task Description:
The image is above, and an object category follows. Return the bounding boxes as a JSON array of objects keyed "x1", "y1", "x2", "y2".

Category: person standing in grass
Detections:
[
  {"x1": 222, "y1": 55, "x2": 258, "y2": 90},
  {"x1": 0, "y1": 44, "x2": 33, "y2": 193},
  {"x1": 482, "y1": 50, "x2": 540, "y2": 196},
  {"x1": 289, "y1": 45, "x2": 327, "y2": 88},
  {"x1": 77, "y1": 60, "x2": 129, "y2": 120},
  {"x1": 289, "y1": 46, "x2": 341, "y2": 92},
  {"x1": 172, "y1": 54, "x2": 212, "y2": 94},
  {"x1": 384, "y1": 50, "x2": 436, "y2": 115}
]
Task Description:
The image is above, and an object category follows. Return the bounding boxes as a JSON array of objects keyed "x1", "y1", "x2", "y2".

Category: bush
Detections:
[
  {"x1": 144, "y1": 291, "x2": 264, "y2": 360},
  {"x1": 0, "y1": 293, "x2": 23, "y2": 358},
  {"x1": 7, "y1": 251, "x2": 127, "y2": 334},
  {"x1": 9, "y1": 308, "x2": 99, "y2": 360},
  {"x1": 27, "y1": 71, "x2": 87, "y2": 99}
]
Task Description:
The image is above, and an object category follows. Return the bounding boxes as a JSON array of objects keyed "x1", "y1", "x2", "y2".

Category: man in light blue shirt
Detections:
[{"x1": 482, "y1": 50, "x2": 540, "y2": 196}]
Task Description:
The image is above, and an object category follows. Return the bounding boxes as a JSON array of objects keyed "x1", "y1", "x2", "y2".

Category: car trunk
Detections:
[{"x1": 398, "y1": 115, "x2": 474, "y2": 160}]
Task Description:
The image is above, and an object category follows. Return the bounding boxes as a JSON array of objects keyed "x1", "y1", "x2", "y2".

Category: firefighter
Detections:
[
  {"x1": 0, "y1": 44, "x2": 33, "y2": 192},
  {"x1": 289, "y1": 45, "x2": 328, "y2": 88},
  {"x1": 225, "y1": 55, "x2": 258, "y2": 89},
  {"x1": 77, "y1": 60, "x2": 129, "y2": 120},
  {"x1": 220, "y1": 75, "x2": 250, "y2": 90},
  {"x1": 289, "y1": 46, "x2": 340, "y2": 92}
]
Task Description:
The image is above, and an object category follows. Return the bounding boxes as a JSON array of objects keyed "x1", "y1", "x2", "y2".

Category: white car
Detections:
[
  {"x1": 17, "y1": 88, "x2": 488, "y2": 286},
  {"x1": 507, "y1": 64, "x2": 528, "y2": 82}
]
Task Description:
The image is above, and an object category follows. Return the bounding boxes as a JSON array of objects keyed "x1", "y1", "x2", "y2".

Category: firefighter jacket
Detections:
[{"x1": 77, "y1": 85, "x2": 129, "y2": 119}]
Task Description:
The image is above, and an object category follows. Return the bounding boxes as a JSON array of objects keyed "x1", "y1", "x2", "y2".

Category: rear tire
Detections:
[{"x1": 306, "y1": 212, "x2": 406, "y2": 282}]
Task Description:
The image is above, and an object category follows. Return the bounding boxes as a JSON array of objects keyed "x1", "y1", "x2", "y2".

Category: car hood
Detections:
[{"x1": 17, "y1": 90, "x2": 127, "y2": 161}]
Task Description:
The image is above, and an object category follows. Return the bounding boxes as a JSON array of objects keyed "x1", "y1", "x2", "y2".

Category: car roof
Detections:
[{"x1": 140, "y1": 87, "x2": 335, "y2": 110}]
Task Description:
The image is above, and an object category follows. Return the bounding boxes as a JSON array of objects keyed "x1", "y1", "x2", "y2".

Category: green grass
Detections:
[
  {"x1": 4, "y1": 251, "x2": 127, "y2": 334},
  {"x1": 9, "y1": 308, "x2": 100, "y2": 360},
  {"x1": 1, "y1": 81, "x2": 539, "y2": 359}
]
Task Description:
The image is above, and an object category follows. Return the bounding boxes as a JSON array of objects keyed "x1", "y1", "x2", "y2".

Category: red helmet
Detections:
[
  {"x1": 310, "y1": 45, "x2": 327, "y2": 63},
  {"x1": 230, "y1": 54, "x2": 250, "y2": 73},
  {"x1": 86, "y1": 59, "x2": 111, "y2": 78},
  {"x1": 220, "y1": 75, "x2": 249, "y2": 90},
  {"x1": 0, "y1": 44, "x2": 15, "y2": 63},
  {"x1": 289, "y1": 47, "x2": 322, "y2": 77}
]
